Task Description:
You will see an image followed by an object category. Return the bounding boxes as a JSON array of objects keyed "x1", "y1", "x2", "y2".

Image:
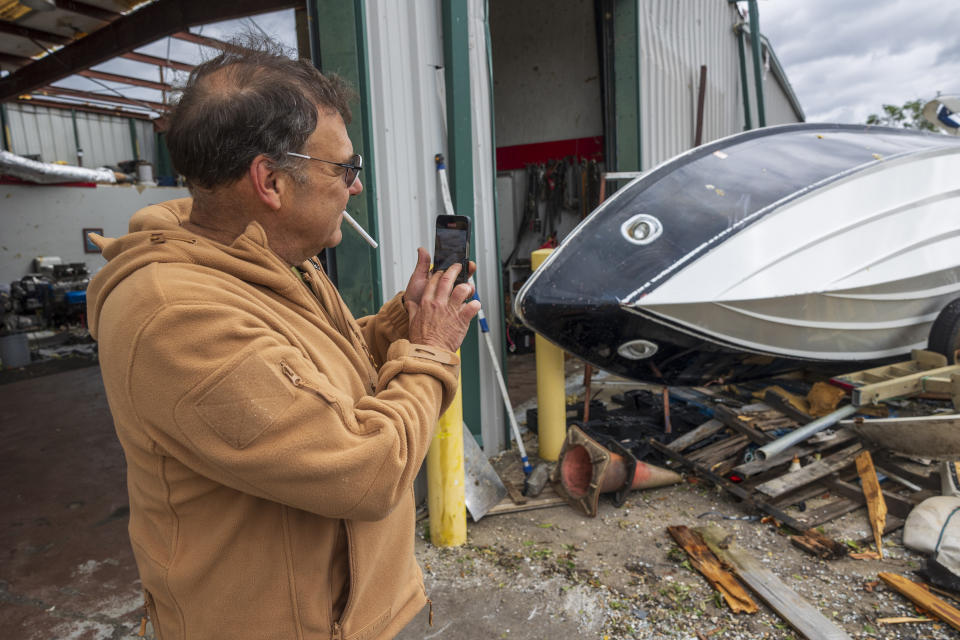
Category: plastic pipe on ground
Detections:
[
  {"x1": 427, "y1": 350, "x2": 466, "y2": 547},
  {"x1": 755, "y1": 404, "x2": 857, "y2": 461},
  {"x1": 531, "y1": 249, "x2": 565, "y2": 461}
]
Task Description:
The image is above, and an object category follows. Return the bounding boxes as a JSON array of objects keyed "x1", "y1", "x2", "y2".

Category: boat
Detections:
[{"x1": 514, "y1": 123, "x2": 960, "y2": 385}]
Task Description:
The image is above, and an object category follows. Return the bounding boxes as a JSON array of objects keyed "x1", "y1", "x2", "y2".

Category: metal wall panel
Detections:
[
  {"x1": 638, "y1": 0, "x2": 745, "y2": 170},
  {"x1": 365, "y1": 0, "x2": 505, "y2": 452},
  {"x1": 741, "y1": 34, "x2": 805, "y2": 126},
  {"x1": 5, "y1": 103, "x2": 151, "y2": 169}
]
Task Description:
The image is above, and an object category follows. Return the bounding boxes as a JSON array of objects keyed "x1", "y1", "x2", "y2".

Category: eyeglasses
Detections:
[{"x1": 287, "y1": 152, "x2": 363, "y2": 188}]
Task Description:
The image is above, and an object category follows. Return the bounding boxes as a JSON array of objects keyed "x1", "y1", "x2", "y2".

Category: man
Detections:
[{"x1": 86, "y1": 40, "x2": 480, "y2": 640}]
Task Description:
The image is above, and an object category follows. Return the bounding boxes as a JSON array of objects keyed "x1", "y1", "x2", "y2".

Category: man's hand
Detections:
[
  {"x1": 403, "y1": 247, "x2": 476, "y2": 307},
  {"x1": 406, "y1": 263, "x2": 481, "y2": 352}
]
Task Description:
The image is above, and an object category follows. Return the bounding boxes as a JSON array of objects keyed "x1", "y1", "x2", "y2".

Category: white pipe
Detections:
[{"x1": 755, "y1": 404, "x2": 857, "y2": 461}]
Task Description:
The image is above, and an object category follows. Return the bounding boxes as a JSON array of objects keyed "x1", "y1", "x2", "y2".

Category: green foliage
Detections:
[{"x1": 866, "y1": 99, "x2": 937, "y2": 132}]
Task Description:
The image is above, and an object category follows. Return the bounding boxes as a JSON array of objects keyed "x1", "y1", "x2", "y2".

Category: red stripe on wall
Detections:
[{"x1": 496, "y1": 136, "x2": 603, "y2": 171}]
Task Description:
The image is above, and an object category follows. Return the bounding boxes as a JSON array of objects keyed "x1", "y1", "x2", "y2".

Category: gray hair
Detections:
[{"x1": 165, "y1": 35, "x2": 355, "y2": 193}]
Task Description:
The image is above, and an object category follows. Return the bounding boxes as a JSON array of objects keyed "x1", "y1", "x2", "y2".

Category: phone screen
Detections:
[{"x1": 433, "y1": 216, "x2": 470, "y2": 285}]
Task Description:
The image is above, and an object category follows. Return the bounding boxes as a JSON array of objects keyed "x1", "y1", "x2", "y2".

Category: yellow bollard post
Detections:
[
  {"x1": 427, "y1": 351, "x2": 466, "y2": 547},
  {"x1": 531, "y1": 249, "x2": 566, "y2": 461}
]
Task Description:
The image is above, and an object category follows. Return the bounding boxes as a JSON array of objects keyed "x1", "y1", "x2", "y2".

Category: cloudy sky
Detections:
[{"x1": 758, "y1": 0, "x2": 960, "y2": 124}]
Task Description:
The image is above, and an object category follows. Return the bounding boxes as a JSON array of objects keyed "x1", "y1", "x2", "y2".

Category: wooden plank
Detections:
[
  {"x1": 824, "y1": 479, "x2": 918, "y2": 520},
  {"x1": 485, "y1": 484, "x2": 566, "y2": 516},
  {"x1": 668, "y1": 418, "x2": 725, "y2": 452},
  {"x1": 687, "y1": 434, "x2": 749, "y2": 465},
  {"x1": 667, "y1": 525, "x2": 758, "y2": 614},
  {"x1": 698, "y1": 525, "x2": 853, "y2": 640},
  {"x1": 714, "y1": 405, "x2": 774, "y2": 444},
  {"x1": 855, "y1": 451, "x2": 887, "y2": 558},
  {"x1": 762, "y1": 389, "x2": 814, "y2": 424},
  {"x1": 733, "y1": 430, "x2": 858, "y2": 479},
  {"x1": 878, "y1": 572, "x2": 960, "y2": 632},
  {"x1": 755, "y1": 443, "x2": 862, "y2": 498},
  {"x1": 650, "y1": 439, "x2": 818, "y2": 534},
  {"x1": 800, "y1": 497, "x2": 861, "y2": 528},
  {"x1": 790, "y1": 529, "x2": 847, "y2": 559}
]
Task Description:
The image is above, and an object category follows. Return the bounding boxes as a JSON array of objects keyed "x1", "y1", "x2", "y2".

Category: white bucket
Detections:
[
  {"x1": 0, "y1": 333, "x2": 30, "y2": 368},
  {"x1": 137, "y1": 162, "x2": 156, "y2": 185}
]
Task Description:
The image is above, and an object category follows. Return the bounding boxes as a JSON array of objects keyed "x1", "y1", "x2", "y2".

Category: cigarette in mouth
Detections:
[{"x1": 342, "y1": 210, "x2": 378, "y2": 248}]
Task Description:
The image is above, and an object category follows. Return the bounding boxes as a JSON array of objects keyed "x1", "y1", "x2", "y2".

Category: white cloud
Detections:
[{"x1": 759, "y1": 0, "x2": 960, "y2": 123}]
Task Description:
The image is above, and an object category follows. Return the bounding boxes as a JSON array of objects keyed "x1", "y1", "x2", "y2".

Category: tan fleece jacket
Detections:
[{"x1": 86, "y1": 198, "x2": 458, "y2": 640}]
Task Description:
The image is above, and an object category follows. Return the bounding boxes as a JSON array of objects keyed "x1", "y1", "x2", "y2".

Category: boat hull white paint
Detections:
[{"x1": 516, "y1": 124, "x2": 960, "y2": 384}]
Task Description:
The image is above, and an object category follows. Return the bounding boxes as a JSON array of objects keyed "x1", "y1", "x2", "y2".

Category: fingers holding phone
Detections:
[
  {"x1": 406, "y1": 216, "x2": 480, "y2": 351},
  {"x1": 408, "y1": 263, "x2": 480, "y2": 351}
]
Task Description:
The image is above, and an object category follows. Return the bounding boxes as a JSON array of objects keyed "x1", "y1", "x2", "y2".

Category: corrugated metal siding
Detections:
[
  {"x1": 365, "y1": 0, "x2": 504, "y2": 452},
  {"x1": 740, "y1": 33, "x2": 804, "y2": 128},
  {"x1": 638, "y1": 0, "x2": 744, "y2": 169},
  {"x1": 4, "y1": 104, "x2": 155, "y2": 170},
  {"x1": 467, "y1": 0, "x2": 506, "y2": 453}
]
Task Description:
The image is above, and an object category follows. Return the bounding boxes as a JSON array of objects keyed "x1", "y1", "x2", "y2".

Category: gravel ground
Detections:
[{"x1": 398, "y1": 443, "x2": 959, "y2": 640}]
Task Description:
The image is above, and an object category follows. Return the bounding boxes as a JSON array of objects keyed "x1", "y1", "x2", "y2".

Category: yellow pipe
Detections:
[
  {"x1": 427, "y1": 350, "x2": 466, "y2": 547},
  {"x1": 531, "y1": 249, "x2": 565, "y2": 461}
]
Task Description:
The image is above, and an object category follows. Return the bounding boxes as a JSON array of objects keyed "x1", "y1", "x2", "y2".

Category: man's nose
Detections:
[{"x1": 349, "y1": 177, "x2": 363, "y2": 195}]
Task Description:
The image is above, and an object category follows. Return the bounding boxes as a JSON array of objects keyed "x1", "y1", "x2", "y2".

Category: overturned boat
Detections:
[{"x1": 515, "y1": 123, "x2": 960, "y2": 385}]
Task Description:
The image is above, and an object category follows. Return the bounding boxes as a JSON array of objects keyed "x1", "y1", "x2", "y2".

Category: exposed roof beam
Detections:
[
  {"x1": 0, "y1": 52, "x2": 33, "y2": 67},
  {"x1": 16, "y1": 96, "x2": 153, "y2": 120},
  {"x1": 121, "y1": 51, "x2": 194, "y2": 72},
  {"x1": 35, "y1": 85, "x2": 168, "y2": 112},
  {"x1": 54, "y1": 0, "x2": 122, "y2": 22},
  {"x1": 79, "y1": 69, "x2": 171, "y2": 91},
  {"x1": 171, "y1": 30, "x2": 231, "y2": 50},
  {"x1": 0, "y1": 20, "x2": 73, "y2": 46},
  {"x1": 0, "y1": 0, "x2": 302, "y2": 101}
]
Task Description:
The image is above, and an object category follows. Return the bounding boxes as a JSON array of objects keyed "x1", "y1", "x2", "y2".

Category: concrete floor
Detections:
[
  {"x1": 0, "y1": 354, "x2": 552, "y2": 640},
  {"x1": 0, "y1": 363, "x2": 145, "y2": 639}
]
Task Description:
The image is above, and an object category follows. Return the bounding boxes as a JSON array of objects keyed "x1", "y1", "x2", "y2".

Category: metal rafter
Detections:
[
  {"x1": 170, "y1": 31, "x2": 231, "y2": 50},
  {"x1": 79, "y1": 69, "x2": 171, "y2": 91},
  {"x1": 0, "y1": 20, "x2": 73, "y2": 46},
  {"x1": 16, "y1": 96, "x2": 152, "y2": 120},
  {"x1": 120, "y1": 51, "x2": 193, "y2": 72},
  {"x1": 34, "y1": 85, "x2": 167, "y2": 111},
  {"x1": 54, "y1": 0, "x2": 121, "y2": 22},
  {"x1": 0, "y1": 0, "x2": 302, "y2": 101}
]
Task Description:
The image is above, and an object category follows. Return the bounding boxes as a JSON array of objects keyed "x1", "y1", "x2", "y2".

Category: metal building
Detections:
[{"x1": 0, "y1": 0, "x2": 804, "y2": 455}]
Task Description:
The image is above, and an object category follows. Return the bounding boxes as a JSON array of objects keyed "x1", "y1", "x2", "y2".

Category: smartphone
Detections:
[{"x1": 432, "y1": 215, "x2": 471, "y2": 287}]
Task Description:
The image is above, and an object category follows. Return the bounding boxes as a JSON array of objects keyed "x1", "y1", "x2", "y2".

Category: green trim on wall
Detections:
[
  {"x1": 155, "y1": 131, "x2": 173, "y2": 179},
  {"x1": 613, "y1": 0, "x2": 641, "y2": 171},
  {"x1": 128, "y1": 118, "x2": 140, "y2": 161},
  {"x1": 0, "y1": 103, "x2": 9, "y2": 151},
  {"x1": 442, "y1": 0, "x2": 482, "y2": 442},
  {"x1": 735, "y1": 24, "x2": 752, "y2": 131},
  {"x1": 747, "y1": 0, "x2": 766, "y2": 127},
  {"x1": 311, "y1": 0, "x2": 382, "y2": 316}
]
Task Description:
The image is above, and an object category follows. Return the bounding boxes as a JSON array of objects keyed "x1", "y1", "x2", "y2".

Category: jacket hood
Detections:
[{"x1": 86, "y1": 198, "x2": 312, "y2": 340}]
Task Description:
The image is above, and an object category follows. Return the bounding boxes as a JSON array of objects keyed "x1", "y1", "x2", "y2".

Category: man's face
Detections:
[{"x1": 283, "y1": 109, "x2": 363, "y2": 257}]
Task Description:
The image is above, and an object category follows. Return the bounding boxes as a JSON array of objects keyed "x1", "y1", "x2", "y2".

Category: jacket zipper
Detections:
[
  {"x1": 304, "y1": 259, "x2": 378, "y2": 390},
  {"x1": 331, "y1": 520, "x2": 357, "y2": 639}
]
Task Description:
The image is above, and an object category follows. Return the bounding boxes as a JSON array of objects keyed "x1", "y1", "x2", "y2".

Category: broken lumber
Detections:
[
  {"x1": 667, "y1": 418, "x2": 725, "y2": 453},
  {"x1": 878, "y1": 572, "x2": 960, "y2": 632},
  {"x1": 667, "y1": 525, "x2": 758, "y2": 614},
  {"x1": 754, "y1": 442, "x2": 862, "y2": 498},
  {"x1": 854, "y1": 450, "x2": 887, "y2": 558},
  {"x1": 789, "y1": 529, "x2": 847, "y2": 560},
  {"x1": 697, "y1": 525, "x2": 853, "y2": 640}
]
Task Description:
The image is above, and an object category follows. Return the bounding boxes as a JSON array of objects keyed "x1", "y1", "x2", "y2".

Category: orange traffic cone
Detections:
[{"x1": 553, "y1": 425, "x2": 682, "y2": 517}]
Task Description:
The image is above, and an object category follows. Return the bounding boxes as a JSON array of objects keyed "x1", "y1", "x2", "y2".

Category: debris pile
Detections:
[{"x1": 482, "y1": 349, "x2": 960, "y2": 637}]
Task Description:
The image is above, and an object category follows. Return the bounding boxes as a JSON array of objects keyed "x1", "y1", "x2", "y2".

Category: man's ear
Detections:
[{"x1": 249, "y1": 155, "x2": 282, "y2": 211}]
